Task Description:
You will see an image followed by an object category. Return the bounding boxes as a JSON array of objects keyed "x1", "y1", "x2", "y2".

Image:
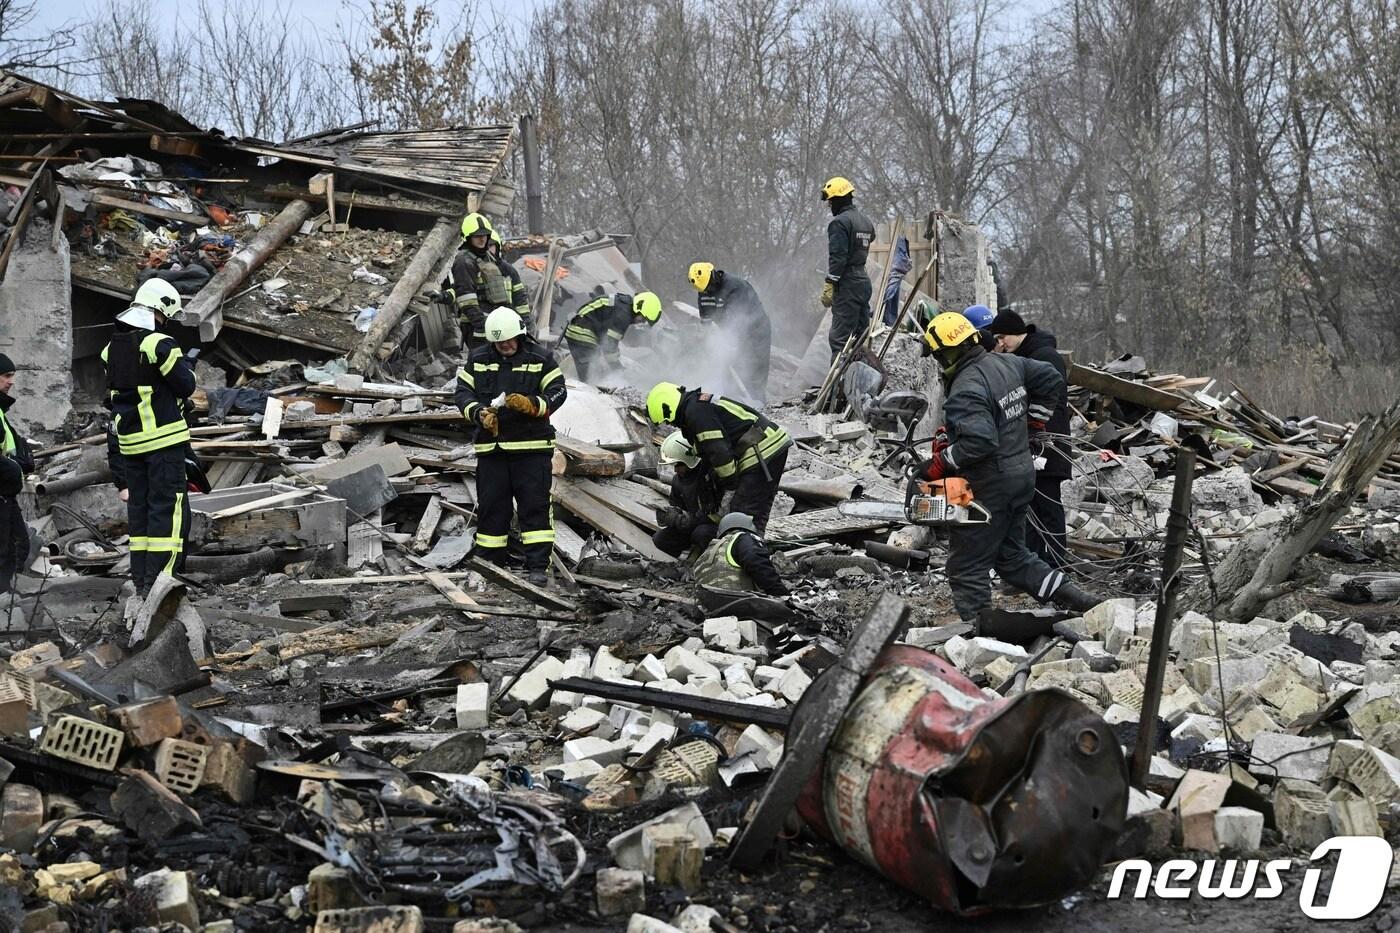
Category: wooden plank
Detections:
[
  {"x1": 572, "y1": 479, "x2": 661, "y2": 532},
  {"x1": 467, "y1": 557, "x2": 577, "y2": 613},
  {"x1": 410, "y1": 495, "x2": 443, "y2": 555},
  {"x1": 554, "y1": 478, "x2": 675, "y2": 562},
  {"x1": 422, "y1": 570, "x2": 487, "y2": 619},
  {"x1": 1068, "y1": 363, "x2": 1189, "y2": 412},
  {"x1": 85, "y1": 190, "x2": 210, "y2": 225},
  {"x1": 206, "y1": 488, "x2": 312, "y2": 520},
  {"x1": 555, "y1": 434, "x2": 626, "y2": 476},
  {"x1": 572, "y1": 573, "x2": 696, "y2": 606}
]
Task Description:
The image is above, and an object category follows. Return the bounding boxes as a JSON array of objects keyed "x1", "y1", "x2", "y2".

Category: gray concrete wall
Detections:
[{"x1": 0, "y1": 216, "x2": 73, "y2": 433}]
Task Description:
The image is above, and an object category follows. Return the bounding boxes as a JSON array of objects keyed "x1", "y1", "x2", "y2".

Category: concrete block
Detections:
[
  {"x1": 626, "y1": 915, "x2": 685, "y2": 933},
  {"x1": 1213, "y1": 806, "x2": 1264, "y2": 852},
  {"x1": 753, "y1": 665, "x2": 783, "y2": 688},
  {"x1": 963, "y1": 636, "x2": 1028, "y2": 671},
  {"x1": 984, "y1": 656, "x2": 1018, "y2": 689},
  {"x1": 642, "y1": 825, "x2": 702, "y2": 891},
  {"x1": 663, "y1": 646, "x2": 721, "y2": 683},
  {"x1": 1250, "y1": 731, "x2": 1332, "y2": 783},
  {"x1": 1229, "y1": 706, "x2": 1281, "y2": 742},
  {"x1": 777, "y1": 664, "x2": 812, "y2": 702},
  {"x1": 635, "y1": 654, "x2": 667, "y2": 683},
  {"x1": 631, "y1": 721, "x2": 677, "y2": 758},
  {"x1": 703, "y1": 616, "x2": 744, "y2": 650},
  {"x1": 1170, "y1": 714, "x2": 1224, "y2": 744},
  {"x1": 506, "y1": 655, "x2": 565, "y2": 711},
  {"x1": 735, "y1": 724, "x2": 784, "y2": 769},
  {"x1": 1159, "y1": 684, "x2": 1204, "y2": 724},
  {"x1": 1083, "y1": 598, "x2": 1135, "y2": 639},
  {"x1": 153, "y1": 738, "x2": 209, "y2": 795},
  {"x1": 597, "y1": 867, "x2": 645, "y2": 917},
  {"x1": 722, "y1": 663, "x2": 753, "y2": 690},
  {"x1": 1328, "y1": 786, "x2": 1383, "y2": 837},
  {"x1": 560, "y1": 706, "x2": 616, "y2": 739},
  {"x1": 563, "y1": 736, "x2": 630, "y2": 767},
  {"x1": 546, "y1": 759, "x2": 604, "y2": 784},
  {"x1": 1070, "y1": 640, "x2": 1116, "y2": 672},
  {"x1": 607, "y1": 803, "x2": 713, "y2": 871},
  {"x1": 133, "y1": 868, "x2": 200, "y2": 931},
  {"x1": 111, "y1": 696, "x2": 182, "y2": 747},
  {"x1": 201, "y1": 741, "x2": 258, "y2": 803},
  {"x1": 0, "y1": 676, "x2": 30, "y2": 738},
  {"x1": 1331, "y1": 742, "x2": 1400, "y2": 806},
  {"x1": 592, "y1": 646, "x2": 629, "y2": 681},
  {"x1": 1102, "y1": 704, "x2": 1139, "y2": 725},
  {"x1": 1350, "y1": 696, "x2": 1400, "y2": 757},
  {"x1": 455, "y1": 682, "x2": 490, "y2": 730},
  {"x1": 674, "y1": 905, "x2": 723, "y2": 933},
  {"x1": 1166, "y1": 769, "x2": 1231, "y2": 852},
  {"x1": 1101, "y1": 670, "x2": 1145, "y2": 711},
  {"x1": 308, "y1": 862, "x2": 365, "y2": 913},
  {"x1": 1274, "y1": 779, "x2": 1332, "y2": 850},
  {"x1": 0, "y1": 784, "x2": 43, "y2": 853}
]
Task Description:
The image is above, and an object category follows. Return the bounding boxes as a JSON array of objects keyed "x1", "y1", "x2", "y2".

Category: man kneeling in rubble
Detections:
[
  {"x1": 919, "y1": 311, "x2": 1103, "y2": 622},
  {"x1": 653, "y1": 433, "x2": 722, "y2": 559},
  {"x1": 693, "y1": 512, "x2": 789, "y2": 617}
]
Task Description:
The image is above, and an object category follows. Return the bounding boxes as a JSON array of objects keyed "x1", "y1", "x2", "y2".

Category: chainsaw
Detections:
[{"x1": 838, "y1": 477, "x2": 991, "y2": 526}]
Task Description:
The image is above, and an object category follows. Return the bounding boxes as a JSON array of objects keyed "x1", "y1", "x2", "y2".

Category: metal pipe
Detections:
[
  {"x1": 1131, "y1": 449, "x2": 1196, "y2": 788},
  {"x1": 520, "y1": 114, "x2": 544, "y2": 235},
  {"x1": 35, "y1": 469, "x2": 111, "y2": 496}
]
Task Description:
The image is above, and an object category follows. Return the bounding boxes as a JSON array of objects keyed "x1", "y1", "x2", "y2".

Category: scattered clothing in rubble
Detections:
[{"x1": 205, "y1": 386, "x2": 272, "y2": 424}]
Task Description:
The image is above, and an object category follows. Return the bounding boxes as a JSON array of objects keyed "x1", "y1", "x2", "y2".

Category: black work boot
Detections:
[
  {"x1": 1051, "y1": 580, "x2": 1104, "y2": 614},
  {"x1": 527, "y1": 569, "x2": 549, "y2": 588}
]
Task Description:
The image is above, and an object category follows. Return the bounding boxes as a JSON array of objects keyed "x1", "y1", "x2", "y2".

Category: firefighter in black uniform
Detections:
[
  {"x1": 102, "y1": 279, "x2": 197, "y2": 597},
  {"x1": 687, "y1": 263, "x2": 771, "y2": 405},
  {"x1": 489, "y1": 229, "x2": 531, "y2": 328},
  {"x1": 918, "y1": 312, "x2": 1102, "y2": 622},
  {"x1": 564, "y1": 291, "x2": 663, "y2": 382},
  {"x1": 0, "y1": 353, "x2": 34, "y2": 596},
  {"x1": 454, "y1": 307, "x2": 567, "y2": 586},
  {"x1": 646, "y1": 382, "x2": 790, "y2": 534},
  {"x1": 694, "y1": 512, "x2": 789, "y2": 600},
  {"x1": 819, "y1": 176, "x2": 875, "y2": 362},
  {"x1": 446, "y1": 213, "x2": 530, "y2": 348},
  {"x1": 989, "y1": 308, "x2": 1073, "y2": 567},
  {"x1": 652, "y1": 432, "x2": 722, "y2": 559}
]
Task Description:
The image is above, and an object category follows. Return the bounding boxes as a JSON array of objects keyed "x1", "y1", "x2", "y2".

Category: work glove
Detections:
[
  {"x1": 921, "y1": 455, "x2": 947, "y2": 482},
  {"x1": 820, "y1": 281, "x2": 835, "y2": 309},
  {"x1": 505, "y1": 393, "x2": 541, "y2": 416},
  {"x1": 931, "y1": 426, "x2": 950, "y2": 457},
  {"x1": 656, "y1": 506, "x2": 686, "y2": 528},
  {"x1": 1028, "y1": 419, "x2": 1047, "y2": 432},
  {"x1": 477, "y1": 407, "x2": 500, "y2": 435}
]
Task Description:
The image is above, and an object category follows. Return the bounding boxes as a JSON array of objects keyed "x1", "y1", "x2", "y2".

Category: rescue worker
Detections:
[
  {"x1": 989, "y1": 308, "x2": 1072, "y2": 568},
  {"x1": 688, "y1": 262, "x2": 771, "y2": 404},
  {"x1": 652, "y1": 432, "x2": 722, "y2": 559},
  {"x1": 102, "y1": 279, "x2": 197, "y2": 597},
  {"x1": 819, "y1": 176, "x2": 875, "y2": 361},
  {"x1": 564, "y1": 291, "x2": 663, "y2": 382},
  {"x1": 0, "y1": 354, "x2": 35, "y2": 595},
  {"x1": 645, "y1": 382, "x2": 790, "y2": 534},
  {"x1": 918, "y1": 311, "x2": 1101, "y2": 622},
  {"x1": 454, "y1": 307, "x2": 567, "y2": 586},
  {"x1": 693, "y1": 512, "x2": 789, "y2": 608},
  {"x1": 962, "y1": 303, "x2": 997, "y2": 349},
  {"x1": 446, "y1": 213, "x2": 530, "y2": 348},
  {"x1": 489, "y1": 229, "x2": 531, "y2": 326}
]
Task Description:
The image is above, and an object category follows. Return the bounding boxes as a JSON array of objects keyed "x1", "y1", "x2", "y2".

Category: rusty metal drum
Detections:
[{"x1": 795, "y1": 644, "x2": 1128, "y2": 915}]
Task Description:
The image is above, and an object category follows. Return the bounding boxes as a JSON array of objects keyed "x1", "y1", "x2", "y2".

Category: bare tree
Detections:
[{"x1": 0, "y1": 0, "x2": 84, "y2": 74}]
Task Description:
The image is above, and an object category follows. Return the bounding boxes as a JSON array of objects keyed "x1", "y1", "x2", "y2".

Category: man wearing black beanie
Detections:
[
  {"x1": 989, "y1": 309, "x2": 1072, "y2": 567},
  {"x1": 0, "y1": 353, "x2": 35, "y2": 595}
]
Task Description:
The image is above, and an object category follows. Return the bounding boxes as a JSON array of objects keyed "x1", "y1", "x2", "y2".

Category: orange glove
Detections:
[
  {"x1": 937, "y1": 476, "x2": 974, "y2": 506},
  {"x1": 505, "y1": 393, "x2": 541, "y2": 416},
  {"x1": 478, "y1": 407, "x2": 499, "y2": 435}
]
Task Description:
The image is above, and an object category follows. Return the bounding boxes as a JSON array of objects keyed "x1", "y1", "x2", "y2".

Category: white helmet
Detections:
[
  {"x1": 115, "y1": 307, "x2": 158, "y2": 330},
  {"x1": 132, "y1": 278, "x2": 182, "y2": 318},
  {"x1": 484, "y1": 307, "x2": 525, "y2": 343},
  {"x1": 659, "y1": 432, "x2": 700, "y2": 469}
]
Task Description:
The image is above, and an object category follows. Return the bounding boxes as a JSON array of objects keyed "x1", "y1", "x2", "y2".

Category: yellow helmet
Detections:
[
  {"x1": 923, "y1": 312, "x2": 977, "y2": 352},
  {"x1": 821, "y1": 176, "x2": 855, "y2": 201},
  {"x1": 646, "y1": 382, "x2": 684, "y2": 425},
  {"x1": 634, "y1": 291, "x2": 662, "y2": 324},
  {"x1": 659, "y1": 432, "x2": 700, "y2": 468},
  {"x1": 688, "y1": 262, "x2": 715, "y2": 294},
  {"x1": 490, "y1": 229, "x2": 503, "y2": 248},
  {"x1": 461, "y1": 212, "x2": 493, "y2": 239}
]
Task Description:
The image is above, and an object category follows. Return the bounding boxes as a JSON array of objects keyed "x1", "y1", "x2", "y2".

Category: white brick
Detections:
[
  {"x1": 735, "y1": 725, "x2": 783, "y2": 769},
  {"x1": 777, "y1": 665, "x2": 812, "y2": 702},
  {"x1": 507, "y1": 655, "x2": 565, "y2": 711},
  {"x1": 1083, "y1": 598, "x2": 1136, "y2": 638},
  {"x1": 703, "y1": 617, "x2": 743, "y2": 650},
  {"x1": 1213, "y1": 807, "x2": 1264, "y2": 852},
  {"x1": 753, "y1": 666, "x2": 783, "y2": 688},
  {"x1": 963, "y1": 637, "x2": 1028, "y2": 670},
  {"x1": 548, "y1": 759, "x2": 604, "y2": 784},
  {"x1": 560, "y1": 707, "x2": 616, "y2": 739},
  {"x1": 722, "y1": 663, "x2": 753, "y2": 689},
  {"x1": 635, "y1": 655, "x2": 667, "y2": 683},
  {"x1": 563, "y1": 737, "x2": 630, "y2": 767},
  {"x1": 454, "y1": 682, "x2": 490, "y2": 730},
  {"x1": 663, "y1": 646, "x2": 721, "y2": 683},
  {"x1": 631, "y1": 722, "x2": 678, "y2": 758},
  {"x1": 697, "y1": 649, "x2": 755, "y2": 676},
  {"x1": 592, "y1": 646, "x2": 629, "y2": 680}
]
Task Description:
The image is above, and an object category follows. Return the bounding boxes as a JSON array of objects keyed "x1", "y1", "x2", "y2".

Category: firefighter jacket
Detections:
[
  {"x1": 666, "y1": 466, "x2": 723, "y2": 532},
  {"x1": 446, "y1": 247, "x2": 530, "y2": 334},
  {"x1": 694, "y1": 529, "x2": 789, "y2": 597},
  {"x1": 674, "y1": 390, "x2": 790, "y2": 487},
  {"x1": 453, "y1": 337, "x2": 566, "y2": 455},
  {"x1": 102, "y1": 330, "x2": 196, "y2": 457},
  {"x1": 697, "y1": 272, "x2": 768, "y2": 332},
  {"x1": 1011, "y1": 326, "x2": 1072, "y2": 479},
  {"x1": 0, "y1": 392, "x2": 33, "y2": 497},
  {"x1": 936, "y1": 345, "x2": 1063, "y2": 485},
  {"x1": 564, "y1": 293, "x2": 635, "y2": 353},
  {"x1": 826, "y1": 203, "x2": 875, "y2": 286}
]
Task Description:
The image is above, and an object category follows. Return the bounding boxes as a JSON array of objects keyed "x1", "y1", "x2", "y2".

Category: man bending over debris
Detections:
[
  {"x1": 102, "y1": 279, "x2": 196, "y2": 598},
  {"x1": 646, "y1": 382, "x2": 790, "y2": 534},
  {"x1": 688, "y1": 262, "x2": 772, "y2": 404},
  {"x1": 694, "y1": 512, "x2": 789, "y2": 607},
  {"x1": 455, "y1": 307, "x2": 567, "y2": 586},
  {"x1": 919, "y1": 311, "x2": 1103, "y2": 621},
  {"x1": 564, "y1": 290, "x2": 663, "y2": 382},
  {"x1": 0, "y1": 353, "x2": 35, "y2": 595},
  {"x1": 653, "y1": 432, "x2": 722, "y2": 559}
]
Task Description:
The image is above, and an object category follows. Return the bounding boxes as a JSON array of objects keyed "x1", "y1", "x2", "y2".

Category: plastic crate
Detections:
[
  {"x1": 154, "y1": 738, "x2": 209, "y2": 795},
  {"x1": 39, "y1": 715, "x2": 124, "y2": 770}
]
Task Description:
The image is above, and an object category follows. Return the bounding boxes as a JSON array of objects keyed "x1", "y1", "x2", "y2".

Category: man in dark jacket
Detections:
[
  {"x1": 990, "y1": 309, "x2": 1072, "y2": 567},
  {"x1": 652, "y1": 433, "x2": 722, "y2": 559},
  {"x1": 646, "y1": 382, "x2": 791, "y2": 534},
  {"x1": 446, "y1": 213, "x2": 531, "y2": 348},
  {"x1": 688, "y1": 263, "x2": 771, "y2": 405},
  {"x1": 564, "y1": 291, "x2": 662, "y2": 382},
  {"x1": 919, "y1": 312, "x2": 1101, "y2": 622},
  {"x1": 819, "y1": 176, "x2": 875, "y2": 362},
  {"x1": 694, "y1": 512, "x2": 789, "y2": 599},
  {"x1": 0, "y1": 353, "x2": 35, "y2": 595},
  {"x1": 454, "y1": 307, "x2": 567, "y2": 585}
]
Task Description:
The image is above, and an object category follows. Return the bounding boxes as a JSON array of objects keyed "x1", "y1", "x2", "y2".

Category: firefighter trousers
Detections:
[
  {"x1": 728, "y1": 446, "x2": 788, "y2": 535},
  {"x1": 652, "y1": 519, "x2": 719, "y2": 559},
  {"x1": 124, "y1": 444, "x2": 191, "y2": 596},
  {"x1": 0, "y1": 495, "x2": 27, "y2": 595},
  {"x1": 828, "y1": 277, "x2": 873, "y2": 360},
  {"x1": 475, "y1": 451, "x2": 554, "y2": 571},
  {"x1": 945, "y1": 469, "x2": 1064, "y2": 622},
  {"x1": 1028, "y1": 474, "x2": 1070, "y2": 569}
]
